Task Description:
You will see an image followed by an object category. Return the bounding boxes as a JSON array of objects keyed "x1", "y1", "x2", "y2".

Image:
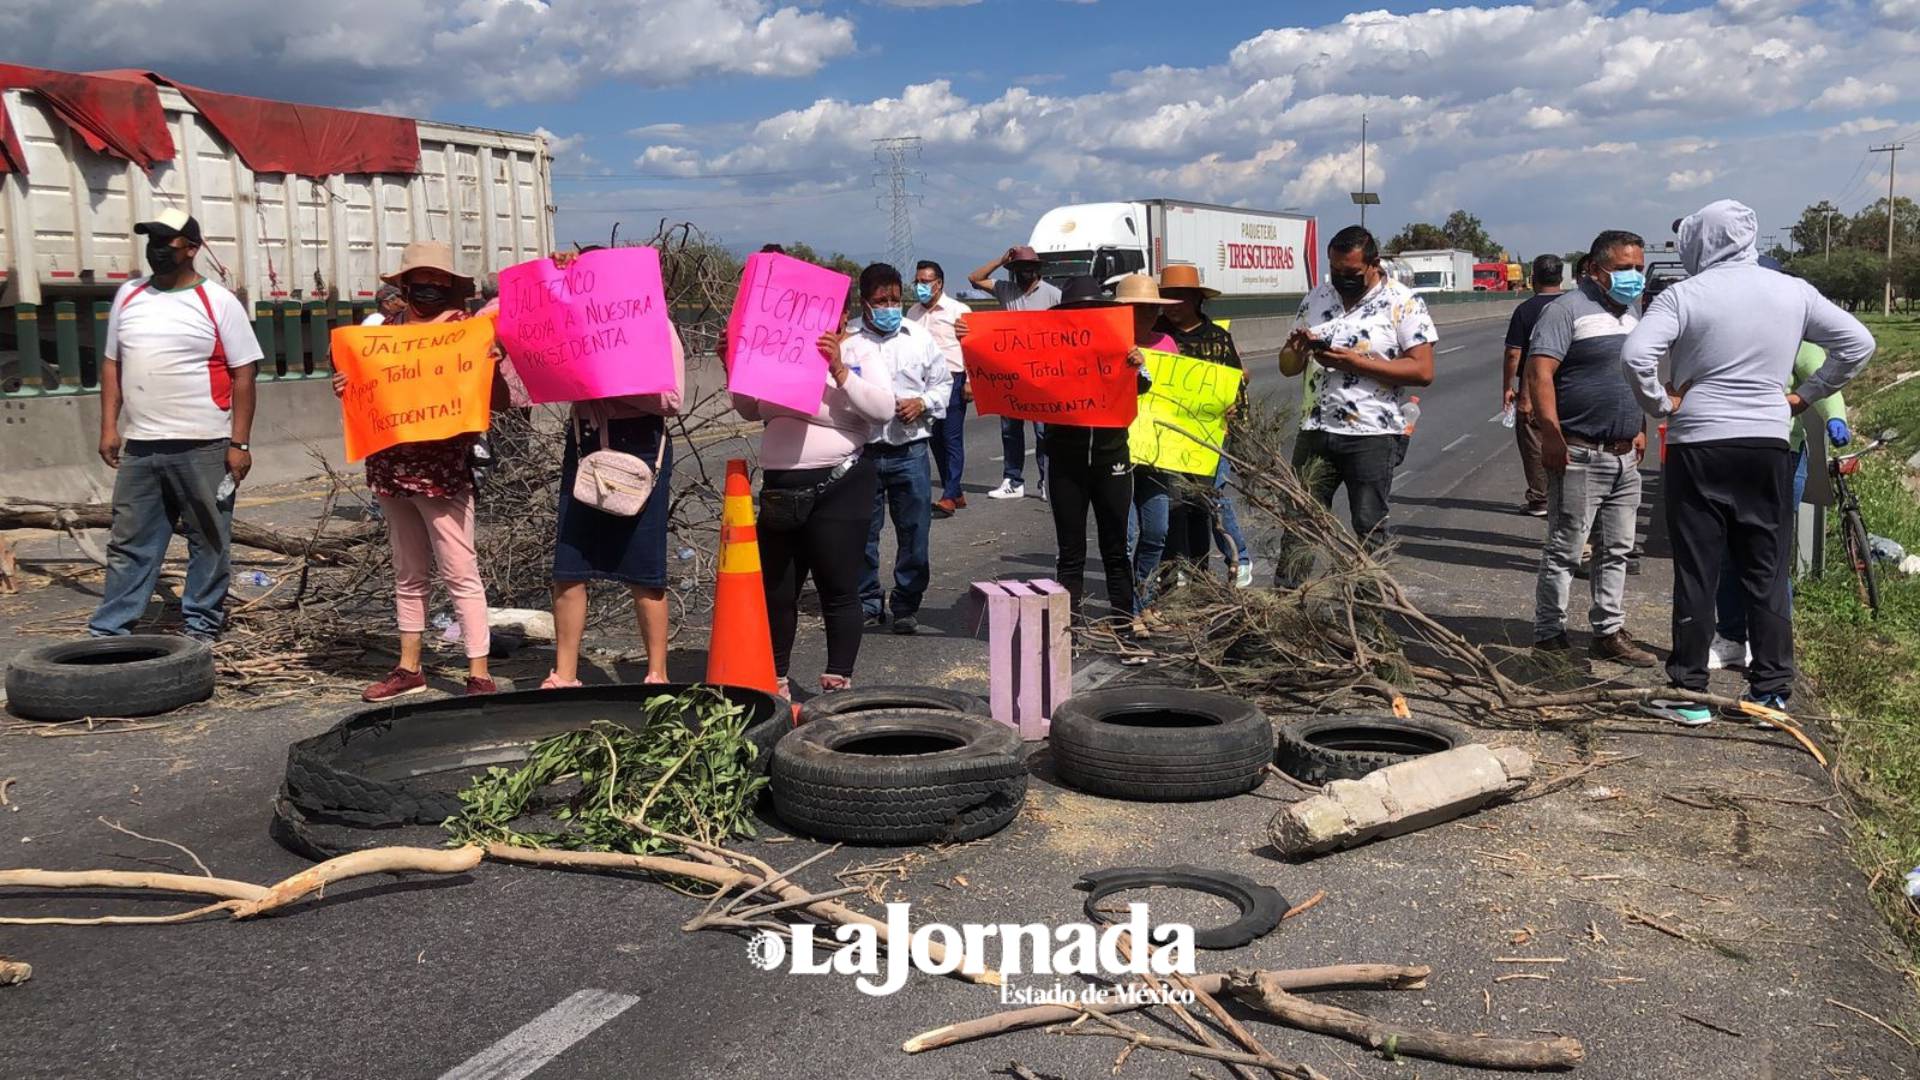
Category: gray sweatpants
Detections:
[{"x1": 1534, "y1": 444, "x2": 1640, "y2": 640}]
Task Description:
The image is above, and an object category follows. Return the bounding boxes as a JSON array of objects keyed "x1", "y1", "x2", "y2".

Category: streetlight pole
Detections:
[
  {"x1": 1870, "y1": 142, "x2": 1904, "y2": 316},
  {"x1": 1359, "y1": 115, "x2": 1368, "y2": 230}
]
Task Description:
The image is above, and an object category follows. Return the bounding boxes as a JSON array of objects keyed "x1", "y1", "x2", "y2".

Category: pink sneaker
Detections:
[{"x1": 540, "y1": 671, "x2": 583, "y2": 690}]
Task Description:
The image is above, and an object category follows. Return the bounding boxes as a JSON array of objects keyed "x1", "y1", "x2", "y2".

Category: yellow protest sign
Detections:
[
  {"x1": 1129, "y1": 349, "x2": 1242, "y2": 476},
  {"x1": 331, "y1": 317, "x2": 498, "y2": 462},
  {"x1": 1212, "y1": 318, "x2": 1232, "y2": 330}
]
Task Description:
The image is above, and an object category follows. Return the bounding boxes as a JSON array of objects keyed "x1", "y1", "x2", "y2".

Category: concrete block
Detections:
[{"x1": 1268, "y1": 743, "x2": 1532, "y2": 858}]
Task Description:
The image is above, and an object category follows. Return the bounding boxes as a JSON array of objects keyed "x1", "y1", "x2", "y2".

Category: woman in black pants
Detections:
[
  {"x1": 731, "y1": 267, "x2": 896, "y2": 696},
  {"x1": 1031, "y1": 276, "x2": 1154, "y2": 628}
]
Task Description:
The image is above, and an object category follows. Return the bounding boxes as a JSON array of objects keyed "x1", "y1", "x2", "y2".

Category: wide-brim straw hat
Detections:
[
  {"x1": 1112, "y1": 273, "x2": 1178, "y2": 306},
  {"x1": 381, "y1": 241, "x2": 476, "y2": 293},
  {"x1": 1157, "y1": 263, "x2": 1219, "y2": 298}
]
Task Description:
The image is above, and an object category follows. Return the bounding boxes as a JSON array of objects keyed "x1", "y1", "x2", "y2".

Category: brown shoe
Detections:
[
  {"x1": 931, "y1": 498, "x2": 958, "y2": 519},
  {"x1": 1590, "y1": 630, "x2": 1657, "y2": 667},
  {"x1": 465, "y1": 676, "x2": 498, "y2": 696},
  {"x1": 952, "y1": 495, "x2": 967, "y2": 509},
  {"x1": 362, "y1": 666, "x2": 427, "y2": 703}
]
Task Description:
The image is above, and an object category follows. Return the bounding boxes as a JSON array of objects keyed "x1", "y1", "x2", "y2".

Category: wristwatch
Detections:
[{"x1": 231, "y1": 442, "x2": 250, "y2": 452}]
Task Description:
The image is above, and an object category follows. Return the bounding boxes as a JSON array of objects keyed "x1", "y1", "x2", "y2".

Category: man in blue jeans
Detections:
[
  {"x1": 90, "y1": 210, "x2": 263, "y2": 642},
  {"x1": 850, "y1": 263, "x2": 951, "y2": 634},
  {"x1": 907, "y1": 260, "x2": 973, "y2": 517}
]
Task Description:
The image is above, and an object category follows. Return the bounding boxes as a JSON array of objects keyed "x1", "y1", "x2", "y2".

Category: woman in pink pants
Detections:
[{"x1": 333, "y1": 241, "x2": 501, "y2": 702}]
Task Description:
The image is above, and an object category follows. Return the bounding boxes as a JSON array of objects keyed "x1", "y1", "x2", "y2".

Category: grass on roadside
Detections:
[{"x1": 1794, "y1": 313, "x2": 1920, "y2": 980}]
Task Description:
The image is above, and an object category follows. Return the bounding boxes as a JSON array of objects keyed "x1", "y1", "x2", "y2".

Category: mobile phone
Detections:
[{"x1": 1306, "y1": 337, "x2": 1334, "y2": 354}]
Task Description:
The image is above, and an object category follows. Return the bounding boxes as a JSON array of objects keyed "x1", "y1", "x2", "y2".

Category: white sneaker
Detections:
[
  {"x1": 1706, "y1": 635, "x2": 1750, "y2": 671},
  {"x1": 1037, "y1": 479, "x2": 1049, "y2": 502},
  {"x1": 988, "y1": 479, "x2": 1025, "y2": 499},
  {"x1": 1235, "y1": 562, "x2": 1254, "y2": 588}
]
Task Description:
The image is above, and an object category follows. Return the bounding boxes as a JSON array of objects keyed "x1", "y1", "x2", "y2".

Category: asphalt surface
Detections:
[{"x1": 4, "y1": 314, "x2": 1916, "y2": 1080}]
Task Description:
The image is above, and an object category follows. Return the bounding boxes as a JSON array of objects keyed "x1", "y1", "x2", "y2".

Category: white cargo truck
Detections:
[
  {"x1": 0, "y1": 69, "x2": 554, "y2": 307},
  {"x1": 1026, "y1": 199, "x2": 1318, "y2": 297},
  {"x1": 1393, "y1": 249, "x2": 1477, "y2": 295}
]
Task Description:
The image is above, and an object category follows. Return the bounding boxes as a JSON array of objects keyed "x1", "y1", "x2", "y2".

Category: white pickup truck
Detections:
[{"x1": 0, "y1": 66, "x2": 554, "y2": 308}]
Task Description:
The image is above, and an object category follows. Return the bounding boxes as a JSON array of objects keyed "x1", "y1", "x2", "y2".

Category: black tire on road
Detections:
[
  {"x1": 4, "y1": 635, "x2": 214, "y2": 721},
  {"x1": 1048, "y1": 687, "x2": 1274, "y2": 802},
  {"x1": 1273, "y1": 713, "x2": 1470, "y2": 785},
  {"x1": 771, "y1": 709, "x2": 1028, "y2": 845},
  {"x1": 797, "y1": 685, "x2": 989, "y2": 727}
]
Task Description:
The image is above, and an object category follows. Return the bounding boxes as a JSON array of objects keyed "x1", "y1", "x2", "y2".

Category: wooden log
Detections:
[{"x1": 0, "y1": 501, "x2": 374, "y2": 563}]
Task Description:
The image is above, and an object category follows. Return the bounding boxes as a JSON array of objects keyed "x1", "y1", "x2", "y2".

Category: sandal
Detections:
[
  {"x1": 819, "y1": 673, "x2": 853, "y2": 694},
  {"x1": 540, "y1": 671, "x2": 583, "y2": 690}
]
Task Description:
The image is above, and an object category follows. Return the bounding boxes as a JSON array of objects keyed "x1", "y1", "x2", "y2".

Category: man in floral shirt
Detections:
[{"x1": 1277, "y1": 226, "x2": 1437, "y2": 583}]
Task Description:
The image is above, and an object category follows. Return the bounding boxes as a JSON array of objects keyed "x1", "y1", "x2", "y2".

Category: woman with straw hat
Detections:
[
  {"x1": 332, "y1": 241, "x2": 502, "y2": 701},
  {"x1": 1106, "y1": 273, "x2": 1196, "y2": 608}
]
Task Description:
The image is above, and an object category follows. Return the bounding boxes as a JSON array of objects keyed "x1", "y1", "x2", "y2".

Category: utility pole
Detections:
[
  {"x1": 872, "y1": 136, "x2": 924, "y2": 275},
  {"x1": 1348, "y1": 115, "x2": 1379, "y2": 229},
  {"x1": 1870, "y1": 142, "x2": 1904, "y2": 316}
]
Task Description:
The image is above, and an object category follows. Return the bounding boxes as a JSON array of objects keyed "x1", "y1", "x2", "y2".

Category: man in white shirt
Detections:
[
  {"x1": 850, "y1": 263, "x2": 950, "y2": 635},
  {"x1": 89, "y1": 209, "x2": 264, "y2": 641},
  {"x1": 906, "y1": 259, "x2": 972, "y2": 518},
  {"x1": 968, "y1": 244, "x2": 1060, "y2": 499}
]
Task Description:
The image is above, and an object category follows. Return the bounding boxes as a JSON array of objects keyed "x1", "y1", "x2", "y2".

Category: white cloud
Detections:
[
  {"x1": 1810, "y1": 78, "x2": 1899, "y2": 110},
  {"x1": 1521, "y1": 106, "x2": 1572, "y2": 130},
  {"x1": 1667, "y1": 169, "x2": 1718, "y2": 192},
  {"x1": 1826, "y1": 117, "x2": 1901, "y2": 138},
  {"x1": 5, "y1": 0, "x2": 856, "y2": 107},
  {"x1": 1717, "y1": 0, "x2": 1805, "y2": 20},
  {"x1": 534, "y1": 127, "x2": 594, "y2": 167}
]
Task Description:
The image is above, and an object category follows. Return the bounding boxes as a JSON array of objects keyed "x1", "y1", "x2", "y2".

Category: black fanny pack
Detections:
[{"x1": 759, "y1": 454, "x2": 861, "y2": 531}]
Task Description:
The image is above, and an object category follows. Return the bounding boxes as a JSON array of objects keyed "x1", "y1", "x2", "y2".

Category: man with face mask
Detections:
[
  {"x1": 1277, "y1": 226, "x2": 1437, "y2": 583},
  {"x1": 1622, "y1": 200, "x2": 1875, "y2": 725},
  {"x1": 851, "y1": 263, "x2": 950, "y2": 634},
  {"x1": 907, "y1": 260, "x2": 972, "y2": 517},
  {"x1": 1525, "y1": 230, "x2": 1657, "y2": 668},
  {"x1": 969, "y1": 245, "x2": 1060, "y2": 499},
  {"x1": 89, "y1": 209, "x2": 263, "y2": 642}
]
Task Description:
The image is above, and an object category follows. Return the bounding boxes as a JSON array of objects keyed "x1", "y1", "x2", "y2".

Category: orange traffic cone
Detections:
[{"x1": 706, "y1": 459, "x2": 780, "y2": 698}]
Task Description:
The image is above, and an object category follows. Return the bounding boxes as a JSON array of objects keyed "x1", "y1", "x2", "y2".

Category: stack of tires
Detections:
[
  {"x1": 769, "y1": 688, "x2": 1029, "y2": 845},
  {"x1": 1048, "y1": 687, "x2": 1274, "y2": 801}
]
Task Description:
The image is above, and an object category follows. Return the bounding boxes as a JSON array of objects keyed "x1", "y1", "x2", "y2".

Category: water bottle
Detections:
[
  {"x1": 216, "y1": 473, "x2": 237, "y2": 501},
  {"x1": 1501, "y1": 402, "x2": 1517, "y2": 429},
  {"x1": 247, "y1": 571, "x2": 272, "y2": 587},
  {"x1": 677, "y1": 547, "x2": 696, "y2": 561},
  {"x1": 1401, "y1": 396, "x2": 1422, "y2": 436}
]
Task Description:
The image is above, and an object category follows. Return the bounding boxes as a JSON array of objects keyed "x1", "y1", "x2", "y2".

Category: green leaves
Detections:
[{"x1": 444, "y1": 687, "x2": 768, "y2": 855}]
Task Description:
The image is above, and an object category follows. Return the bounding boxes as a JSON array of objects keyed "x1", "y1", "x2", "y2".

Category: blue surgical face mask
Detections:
[
  {"x1": 913, "y1": 282, "x2": 934, "y2": 304},
  {"x1": 1603, "y1": 268, "x2": 1645, "y2": 306},
  {"x1": 868, "y1": 305, "x2": 904, "y2": 334}
]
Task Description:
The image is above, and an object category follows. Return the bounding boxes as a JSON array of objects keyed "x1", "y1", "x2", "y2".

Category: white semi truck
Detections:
[
  {"x1": 0, "y1": 67, "x2": 554, "y2": 308},
  {"x1": 1025, "y1": 199, "x2": 1318, "y2": 297}
]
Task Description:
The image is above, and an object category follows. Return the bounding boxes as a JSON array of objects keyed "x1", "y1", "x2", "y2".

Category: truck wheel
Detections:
[
  {"x1": 797, "y1": 686, "x2": 989, "y2": 727},
  {"x1": 1048, "y1": 687, "x2": 1273, "y2": 802},
  {"x1": 1273, "y1": 713, "x2": 1470, "y2": 785},
  {"x1": 770, "y1": 710, "x2": 1028, "y2": 845},
  {"x1": 5, "y1": 636, "x2": 214, "y2": 721}
]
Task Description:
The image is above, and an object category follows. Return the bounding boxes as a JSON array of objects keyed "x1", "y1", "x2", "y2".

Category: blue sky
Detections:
[{"x1": 11, "y1": 0, "x2": 1919, "y2": 278}]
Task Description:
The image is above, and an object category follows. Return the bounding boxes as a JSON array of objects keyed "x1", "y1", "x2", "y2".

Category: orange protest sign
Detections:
[
  {"x1": 331, "y1": 317, "x2": 498, "y2": 463},
  {"x1": 959, "y1": 306, "x2": 1137, "y2": 428}
]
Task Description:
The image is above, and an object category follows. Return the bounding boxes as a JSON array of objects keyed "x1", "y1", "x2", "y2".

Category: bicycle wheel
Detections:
[{"x1": 1841, "y1": 506, "x2": 1881, "y2": 615}]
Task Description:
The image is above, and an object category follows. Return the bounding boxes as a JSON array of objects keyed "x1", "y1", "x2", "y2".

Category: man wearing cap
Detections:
[
  {"x1": 89, "y1": 209, "x2": 263, "y2": 642},
  {"x1": 907, "y1": 260, "x2": 973, "y2": 518},
  {"x1": 969, "y1": 245, "x2": 1061, "y2": 500}
]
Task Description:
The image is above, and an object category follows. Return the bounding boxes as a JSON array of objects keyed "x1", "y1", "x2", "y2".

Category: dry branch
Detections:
[
  {"x1": 1227, "y1": 972, "x2": 1584, "y2": 1070},
  {"x1": 900, "y1": 964, "x2": 1431, "y2": 1053}
]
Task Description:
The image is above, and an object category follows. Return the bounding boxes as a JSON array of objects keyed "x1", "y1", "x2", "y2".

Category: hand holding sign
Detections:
[
  {"x1": 726, "y1": 253, "x2": 853, "y2": 414},
  {"x1": 332, "y1": 318, "x2": 498, "y2": 463},
  {"x1": 495, "y1": 247, "x2": 676, "y2": 404},
  {"x1": 959, "y1": 307, "x2": 1136, "y2": 428},
  {"x1": 1129, "y1": 349, "x2": 1243, "y2": 475}
]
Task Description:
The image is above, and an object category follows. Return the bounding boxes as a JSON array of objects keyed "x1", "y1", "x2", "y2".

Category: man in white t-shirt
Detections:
[
  {"x1": 906, "y1": 259, "x2": 972, "y2": 517},
  {"x1": 89, "y1": 209, "x2": 265, "y2": 642},
  {"x1": 968, "y1": 245, "x2": 1061, "y2": 499}
]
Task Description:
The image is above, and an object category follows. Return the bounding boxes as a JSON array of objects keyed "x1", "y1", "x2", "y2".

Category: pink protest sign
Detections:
[
  {"x1": 724, "y1": 252, "x2": 852, "y2": 414},
  {"x1": 495, "y1": 247, "x2": 677, "y2": 404}
]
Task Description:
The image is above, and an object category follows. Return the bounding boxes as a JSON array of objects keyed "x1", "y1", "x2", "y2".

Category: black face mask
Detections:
[
  {"x1": 1013, "y1": 269, "x2": 1040, "y2": 289},
  {"x1": 1330, "y1": 270, "x2": 1369, "y2": 301},
  {"x1": 146, "y1": 241, "x2": 190, "y2": 276},
  {"x1": 406, "y1": 284, "x2": 453, "y2": 312}
]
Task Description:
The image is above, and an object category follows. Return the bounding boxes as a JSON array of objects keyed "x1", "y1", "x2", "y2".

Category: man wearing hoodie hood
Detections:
[{"x1": 1619, "y1": 200, "x2": 1875, "y2": 724}]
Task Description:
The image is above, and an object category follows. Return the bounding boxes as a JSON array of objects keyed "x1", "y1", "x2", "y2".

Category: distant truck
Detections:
[
  {"x1": 1, "y1": 65, "x2": 554, "y2": 307},
  {"x1": 1026, "y1": 199, "x2": 1317, "y2": 297},
  {"x1": 1472, "y1": 261, "x2": 1523, "y2": 291},
  {"x1": 1395, "y1": 249, "x2": 1477, "y2": 295}
]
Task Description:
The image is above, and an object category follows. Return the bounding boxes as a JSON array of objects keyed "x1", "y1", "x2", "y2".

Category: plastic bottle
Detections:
[
  {"x1": 216, "y1": 473, "x2": 237, "y2": 501},
  {"x1": 247, "y1": 570, "x2": 273, "y2": 587},
  {"x1": 1501, "y1": 402, "x2": 1517, "y2": 429},
  {"x1": 1401, "y1": 396, "x2": 1422, "y2": 436}
]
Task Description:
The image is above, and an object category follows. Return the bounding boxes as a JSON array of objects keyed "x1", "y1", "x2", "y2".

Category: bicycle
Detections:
[{"x1": 1828, "y1": 424, "x2": 1899, "y2": 617}]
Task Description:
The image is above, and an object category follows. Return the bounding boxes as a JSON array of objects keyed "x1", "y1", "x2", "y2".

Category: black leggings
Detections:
[
  {"x1": 1046, "y1": 436, "x2": 1136, "y2": 621},
  {"x1": 760, "y1": 457, "x2": 879, "y2": 678}
]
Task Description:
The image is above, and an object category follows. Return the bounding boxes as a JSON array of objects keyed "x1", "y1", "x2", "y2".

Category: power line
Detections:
[
  {"x1": 872, "y1": 136, "x2": 924, "y2": 274},
  {"x1": 553, "y1": 168, "x2": 830, "y2": 181},
  {"x1": 555, "y1": 189, "x2": 862, "y2": 215}
]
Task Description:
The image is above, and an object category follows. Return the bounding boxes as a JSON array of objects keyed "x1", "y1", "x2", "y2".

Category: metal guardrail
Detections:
[{"x1": 0, "y1": 291, "x2": 1518, "y2": 398}]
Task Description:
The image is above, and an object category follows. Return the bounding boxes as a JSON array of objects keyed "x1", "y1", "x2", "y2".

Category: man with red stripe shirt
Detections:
[{"x1": 90, "y1": 209, "x2": 263, "y2": 642}]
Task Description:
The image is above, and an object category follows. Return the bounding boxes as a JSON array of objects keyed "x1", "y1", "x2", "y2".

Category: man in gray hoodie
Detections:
[{"x1": 1620, "y1": 199, "x2": 1875, "y2": 724}]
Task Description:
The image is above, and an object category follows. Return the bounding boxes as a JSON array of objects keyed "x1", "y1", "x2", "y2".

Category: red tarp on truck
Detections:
[
  {"x1": 0, "y1": 63, "x2": 175, "y2": 174},
  {"x1": 0, "y1": 65, "x2": 419, "y2": 178},
  {"x1": 92, "y1": 71, "x2": 419, "y2": 177}
]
